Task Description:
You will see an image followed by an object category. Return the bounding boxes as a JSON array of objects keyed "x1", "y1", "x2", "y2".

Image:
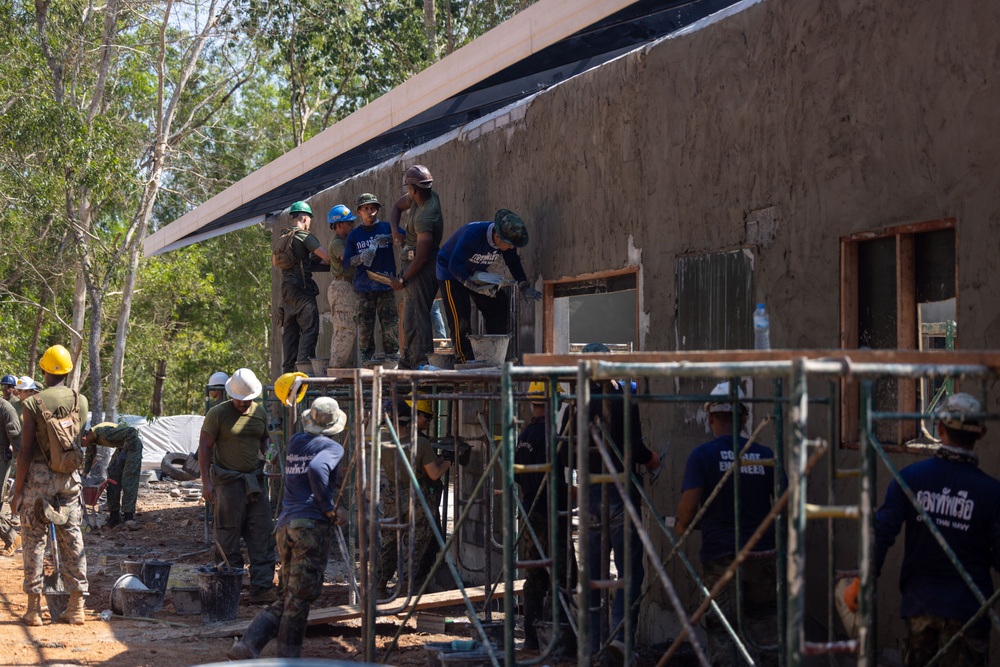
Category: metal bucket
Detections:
[
  {"x1": 467, "y1": 335, "x2": 510, "y2": 366},
  {"x1": 120, "y1": 588, "x2": 161, "y2": 617},
  {"x1": 111, "y1": 573, "x2": 148, "y2": 615},
  {"x1": 310, "y1": 358, "x2": 330, "y2": 375},
  {"x1": 197, "y1": 566, "x2": 244, "y2": 623},
  {"x1": 427, "y1": 353, "x2": 455, "y2": 370},
  {"x1": 123, "y1": 560, "x2": 143, "y2": 576}
]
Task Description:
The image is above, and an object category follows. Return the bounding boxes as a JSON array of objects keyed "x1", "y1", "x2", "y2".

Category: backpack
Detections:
[
  {"x1": 35, "y1": 393, "x2": 84, "y2": 474},
  {"x1": 272, "y1": 228, "x2": 300, "y2": 271}
]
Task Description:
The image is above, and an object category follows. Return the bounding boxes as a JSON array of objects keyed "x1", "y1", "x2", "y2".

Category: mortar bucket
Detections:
[
  {"x1": 120, "y1": 588, "x2": 161, "y2": 617},
  {"x1": 466, "y1": 621, "x2": 504, "y2": 649},
  {"x1": 44, "y1": 590, "x2": 70, "y2": 620},
  {"x1": 140, "y1": 559, "x2": 172, "y2": 612},
  {"x1": 467, "y1": 335, "x2": 511, "y2": 366},
  {"x1": 197, "y1": 566, "x2": 244, "y2": 623},
  {"x1": 111, "y1": 573, "x2": 148, "y2": 615},
  {"x1": 169, "y1": 586, "x2": 201, "y2": 615},
  {"x1": 123, "y1": 560, "x2": 143, "y2": 576}
]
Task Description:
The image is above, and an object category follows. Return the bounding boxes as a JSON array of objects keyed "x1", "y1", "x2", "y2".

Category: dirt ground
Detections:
[{"x1": 0, "y1": 476, "x2": 519, "y2": 667}]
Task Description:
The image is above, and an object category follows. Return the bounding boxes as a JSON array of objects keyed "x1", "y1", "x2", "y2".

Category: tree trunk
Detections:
[
  {"x1": 151, "y1": 359, "x2": 166, "y2": 416},
  {"x1": 424, "y1": 0, "x2": 436, "y2": 61},
  {"x1": 27, "y1": 296, "x2": 44, "y2": 378},
  {"x1": 69, "y1": 270, "x2": 87, "y2": 391}
]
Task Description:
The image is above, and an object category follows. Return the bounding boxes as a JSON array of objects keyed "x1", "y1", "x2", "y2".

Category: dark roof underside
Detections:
[{"x1": 181, "y1": 0, "x2": 738, "y2": 243}]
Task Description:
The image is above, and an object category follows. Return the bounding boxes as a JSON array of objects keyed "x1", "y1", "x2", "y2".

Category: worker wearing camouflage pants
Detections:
[
  {"x1": 0, "y1": 397, "x2": 22, "y2": 555},
  {"x1": 83, "y1": 422, "x2": 143, "y2": 528},
  {"x1": 20, "y1": 463, "x2": 88, "y2": 591}
]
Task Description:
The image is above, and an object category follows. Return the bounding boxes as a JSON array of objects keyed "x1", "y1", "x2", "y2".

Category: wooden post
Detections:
[{"x1": 151, "y1": 360, "x2": 167, "y2": 416}]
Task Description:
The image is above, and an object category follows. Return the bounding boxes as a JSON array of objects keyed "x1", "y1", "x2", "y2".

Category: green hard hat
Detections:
[
  {"x1": 494, "y1": 209, "x2": 528, "y2": 248},
  {"x1": 289, "y1": 201, "x2": 313, "y2": 216}
]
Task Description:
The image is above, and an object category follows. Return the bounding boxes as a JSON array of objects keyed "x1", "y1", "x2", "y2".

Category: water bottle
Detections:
[{"x1": 753, "y1": 303, "x2": 771, "y2": 350}]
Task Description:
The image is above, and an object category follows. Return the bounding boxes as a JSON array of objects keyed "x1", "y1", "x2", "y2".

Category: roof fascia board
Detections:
[
  {"x1": 144, "y1": 0, "x2": 643, "y2": 257},
  {"x1": 147, "y1": 215, "x2": 265, "y2": 257}
]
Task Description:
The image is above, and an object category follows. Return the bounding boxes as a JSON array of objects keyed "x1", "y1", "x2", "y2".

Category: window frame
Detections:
[{"x1": 541, "y1": 267, "x2": 640, "y2": 353}]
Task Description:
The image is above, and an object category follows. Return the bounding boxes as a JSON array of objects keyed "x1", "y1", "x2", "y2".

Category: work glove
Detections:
[
  {"x1": 844, "y1": 577, "x2": 860, "y2": 613},
  {"x1": 360, "y1": 246, "x2": 376, "y2": 267},
  {"x1": 374, "y1": 234, "x2": 393, "y2": 248},
  {"x1": 463, "y1": 279, "x2": 495, "y2": 297},
  {"x1": 519, "y1": 281, "x2": 542, "y2": 301}
]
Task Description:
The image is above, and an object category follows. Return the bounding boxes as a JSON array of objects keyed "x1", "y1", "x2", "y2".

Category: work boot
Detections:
[
  {"x1": 22, "y1": 594, "x2": 42, "y2": 626},
  {"x1": 106, "y1": 511, "x2": 122, "y2": 529},
  {"x1": 277, "y1": 616, "x2": 307, "y2": 658},
  {"x1": 248, "y1": 586, "x2": 279, "y2": 605},
  {"x1": 1, "y1": 534, "x2": 21, "y2": 557},
  {"x1": 59, "y1": 591, "x2": 86, "y2": 625},
  {"x1": 228, "y1": 610, "x2": 279, "y2": 660}
]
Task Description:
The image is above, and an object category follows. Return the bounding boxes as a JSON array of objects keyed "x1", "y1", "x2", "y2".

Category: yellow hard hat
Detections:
[
  {"x1": 274, "y1": 372, "x2": 308, "y2": 406},
  {"x1": 406, "y1": 399, "x2": 435, "y2": 416},
  {"x1": 527, "y1": 381, "x2": 565, "y2": 399},
  {"x1": 39, "y1": 344, "x2": 73, "y2": 375}
]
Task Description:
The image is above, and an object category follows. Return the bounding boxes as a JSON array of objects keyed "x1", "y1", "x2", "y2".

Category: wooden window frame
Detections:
[
  {"x1": 542, "y1": 267, "x2": 639, "y2": 353},
  {"x1": 840, "y1": 218, "x2": 957, "y2": 449}
]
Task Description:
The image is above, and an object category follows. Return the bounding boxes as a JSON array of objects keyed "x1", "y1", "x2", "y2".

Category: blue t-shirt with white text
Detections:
[
  {"x1": 436, "y1": 221, "x2": 528, "y2": 284},
  {"x1": 343, "y1": 221, "x2": 400, "y2": 292},
  {"x1": 275, "y1": 431, "x2": 344, "y2": 529}
]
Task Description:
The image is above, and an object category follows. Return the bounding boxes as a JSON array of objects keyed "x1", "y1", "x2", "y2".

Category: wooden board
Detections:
[{"x1": 195, "y1": 580, "x2": 525, "y2": 639}]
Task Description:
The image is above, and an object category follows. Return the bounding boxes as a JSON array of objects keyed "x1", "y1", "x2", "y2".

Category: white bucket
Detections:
[{"x1": 467, "y1": 335, "x2": 511, "y2": 366}]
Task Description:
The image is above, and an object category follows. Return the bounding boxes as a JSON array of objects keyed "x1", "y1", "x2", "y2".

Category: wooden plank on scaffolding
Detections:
[
  {"x1": 896, "y1": 233, "x2": 918, "y2": 443},
  {"x1": 194, "y1": 580, "x2": 526, "y2": 638},
  {"x1": 522, "y1": 349, "x2": 1000, "y2": 369}
]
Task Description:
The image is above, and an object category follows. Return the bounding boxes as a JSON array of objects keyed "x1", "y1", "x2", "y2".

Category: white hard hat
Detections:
[
  {"x1": 15, "y1": 376, "x2": 38, "y2": 391},
  {"x1": 226, "y1": 368, "x2": 262, "y2": 401},
  {"x1": 705, "y1": 382, "x2": 748, "y2": 413},
  {"x1": 207, "y1": 371, "x2": 229, "y2": 388}
]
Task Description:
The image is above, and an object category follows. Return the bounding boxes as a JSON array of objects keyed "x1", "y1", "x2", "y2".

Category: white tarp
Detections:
[{"x1": 136, "y1": 415, "x2": 204, "y2": 469}]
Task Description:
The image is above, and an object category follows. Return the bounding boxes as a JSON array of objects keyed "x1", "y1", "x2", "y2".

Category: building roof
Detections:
[{"x1": 144, "y1": 0, "x2": 738, "y2": 256}]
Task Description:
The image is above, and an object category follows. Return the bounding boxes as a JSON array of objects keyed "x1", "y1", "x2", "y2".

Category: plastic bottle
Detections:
[{"x1": 753, "y1": 303, "x2": 771, "y2": 350}]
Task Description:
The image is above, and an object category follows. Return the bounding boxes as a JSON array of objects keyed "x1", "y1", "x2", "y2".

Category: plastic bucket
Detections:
[
  {"x1": 140, "y1": 559, "x2": 172, "y2": 612},
  {"x1": 169, "y1": 586, "x2": 201, "y2": 615},
  {"x1": 466, "y1": 621, "x2": 504, "y2": 649},
  {"x1": 120, "y1": 588, "x2": 161, "y2": 617},
  {"x1": 123, "y1": 560, "x2": 143, "y2": 576},
  {"x1": 111, "y1": 573, "x2": 149, "y2": 615},
  {"x1": 44, "y1": 591, "x2": 69, "y2": 620},
  {"x1": 466, "y1": 335, "x2": 510, "y2": 366},
  {"x1": 197, "y1": 566, "x2": 244, "y2": 623},
  {"x1": 535, "y1": 621, "x2": 576, "y2": 658},
  {"x1": 310, "y1": 358, "x2": 330, "y2": 375},
  {"x1": 427, "y1": 353, "x2": 455, "y2": 370}
]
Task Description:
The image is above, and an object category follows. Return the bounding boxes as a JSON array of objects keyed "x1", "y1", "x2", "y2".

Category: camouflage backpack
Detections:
[
  {"x1": 35, "y1": 393, "x2": 84, "y2": 474},
  {"x1": 272, "y1": 228, "x2": 300, "y2": 271}
]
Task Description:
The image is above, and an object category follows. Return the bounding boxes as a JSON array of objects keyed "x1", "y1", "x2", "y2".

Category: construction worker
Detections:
[
  {"x1": 274, "y1": 200, "x2": 332, "y2": 374},
  {"x1": 582, "y1": 342, "x2": 660, "y2": 663},
  {"x1": 15, "y1": 377, "x2": 39, "y2": 413},
  {"x1": 199, "y1": 368, "x2": 277, "y2": 604},
  {"x1": 342, "y1": 193, "x2": 400, "y2": 363},
  {"x1": 82, "y1": 422, "x2": 144, "y2": 529},
  {"x1": 858, "y1": 393, "x2": 998, "y2": 666},
  {"x1": 228, "y1": 396, "x2": 348, "y2": 660},
  {"x1": 436, "y1": 209, "x2": 542, "y2": 364},
  {"x1": 206, "y1": 371, "x2": 229, "y2": 413},
  {"x1": 326, "y1": 203, "x2": 359, "y2": 369},
  {"x1": 676, "y1": 382, "x2": 777, "y2": 667},
  {"x1": 515, "y1": 381, "x2": 576, "y2": 650},
  {"x1": 2, "y1": 374, "x2": 20, "y2": 417},
  {"x1": 0, "y1": 394, "x2": 21, "y2": 557},
  {"x1": 390, "y1": 165, "x2": 444, "y2": 370},
  {"x1": 378, "y1": 399, "x2": 450, "y2": 597},
  {"x1": 11, "y1": 344, "x2": 89, "y2": 626}
]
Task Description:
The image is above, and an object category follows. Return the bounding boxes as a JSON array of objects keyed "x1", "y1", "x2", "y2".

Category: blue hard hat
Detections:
[
  {"x1": 328, "y1": 204, "x2": 356, "y2": 227},
  {"x1": 0, "y1": 375, "x2": 14, "y2": 387}
]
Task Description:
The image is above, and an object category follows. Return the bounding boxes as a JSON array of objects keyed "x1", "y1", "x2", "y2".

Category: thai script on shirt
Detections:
[
  {"x1": 286, "y1": 452, "x2": 314, "y2": 475},
  {"x1": 718, "y1": 449, "x2": 767, "y2": 475},
  {"x1": 468, "y1": 250, "x2": 501, "y2": 264},
  {"x1": 916, "y1": 487, "x2": 974, "y2": 530}
]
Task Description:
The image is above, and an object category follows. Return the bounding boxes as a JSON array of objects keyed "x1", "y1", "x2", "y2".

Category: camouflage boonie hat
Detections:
[
  {"x1": 935, "y1": 393, "x2": 985, "y2": 433},
  {"x1": 494, "y1": 209, "x2": 528, "y2": 248},
  {"x1": 356, "y1": 193, "x2": 381, "y2": 210}
]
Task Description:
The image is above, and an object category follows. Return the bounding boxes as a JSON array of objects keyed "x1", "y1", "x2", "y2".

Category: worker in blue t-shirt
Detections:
[
  {"x1": 864, "y1": 393, "x2": 1000, "y2": 667},
  {"x1": 436, "y1": 209, "x2": 541, "y2": 364},
  {"x1": 229, "y1": 397, "x2": 348, "y2": 660},
  {"x1": 342, "y1": 194, "x2": 403, "y2": 362},
  {"x1": 677, "y1": 382, "x2": 777, "y2": 667}
]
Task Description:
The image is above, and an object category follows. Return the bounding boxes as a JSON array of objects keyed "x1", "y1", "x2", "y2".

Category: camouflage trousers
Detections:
[
  {"x1": 327, "y1": 280, "x2": 358, "y2": 368},
  {"x1": 265, "y1": 521, "x2": 334, "y2": 654},
  {"x1": 106, "y1": 440, "x2": 142, "y2": 514},
  {"x1": 701, "y1": 556, "x2": 778, "y2": 667},
  {"x1": 0, "y1": 456, "x2": 18, "y2": 549},
  {"x1": 21, "y1": 462, "x2": 88, "y2": 593},
  {"x1": 377, "y1": 481, "x2": 440, "y2": 591},
  {"x1": 904, "y1": 615, "x2": 989, "y2": 667},
  {"x1": 356, "y1": 290, "x2": 399, "y2": 359}
]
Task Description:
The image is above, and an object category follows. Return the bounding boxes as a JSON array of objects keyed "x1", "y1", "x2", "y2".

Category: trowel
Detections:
[{"x1": 648, "y1": 441, "x2": 670, "y2": 482}]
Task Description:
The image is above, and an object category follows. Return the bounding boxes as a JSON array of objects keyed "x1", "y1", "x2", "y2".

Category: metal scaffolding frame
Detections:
[{"x1": 270, "y1": 350, "x2": 1000, "y2": 667}]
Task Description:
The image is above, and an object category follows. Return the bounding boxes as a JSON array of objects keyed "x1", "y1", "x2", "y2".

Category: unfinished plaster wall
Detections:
[{"x1": 271, "y1": 0, "x2": 1000, "y2": 656}]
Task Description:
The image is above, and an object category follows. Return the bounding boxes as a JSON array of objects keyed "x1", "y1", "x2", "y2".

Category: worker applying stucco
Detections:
[
  {"x1": 342, "y1": 193, "x2": 401, "y2": 363},
  {"x1": 325, "y1": 204, "x2": 359, "y2": 369},
  {"x1": 436, "y1": 209, "x2": 541, "y2": 364},
  {"x1": 390, "y1": 164, "x2": 444, "y2": 370},
  {"x1": 273, "y1": 201, "x2": 331, "y2": 374}
]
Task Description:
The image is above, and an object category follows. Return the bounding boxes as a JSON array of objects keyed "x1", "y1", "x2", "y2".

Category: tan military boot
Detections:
[
  {"x1": 59, "y1": 591, "x2": 85, "y2": 625},
  {"x1": 22, "y1": 594, "x2": 42, "y2": 626}
]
